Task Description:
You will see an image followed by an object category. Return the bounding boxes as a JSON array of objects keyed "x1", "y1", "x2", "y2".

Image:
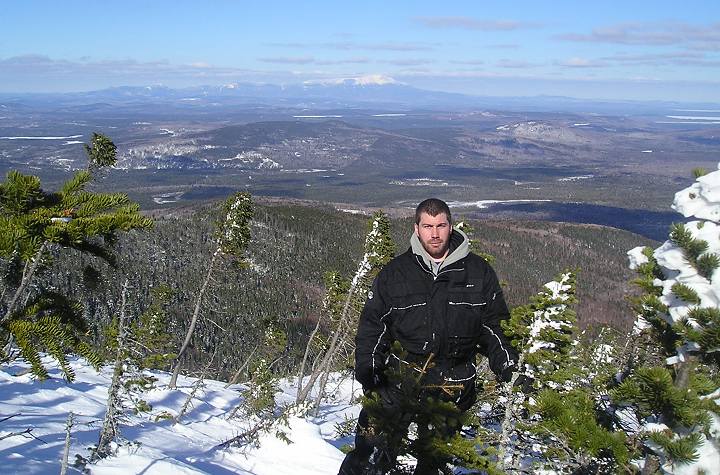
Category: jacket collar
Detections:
[{"x1": 410, "y1": 228, "x2": 469, "y2": 275}]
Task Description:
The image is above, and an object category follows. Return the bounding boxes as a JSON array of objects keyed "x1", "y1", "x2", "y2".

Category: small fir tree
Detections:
[
  {"x1": 499, "y1": 272, "x2": 629, "y2": 473},
  {"x1": 0, "y1": 133, "x2": 152, "y2": 380},
  {"x1": 102, "y1": 284, "x2": 177, "y2": 371},
  {"x1": 168, "y1": 191, "x2": 254, "y2": 388},
  {"x1": 454, "y1": 219, "x2": 496, "y2": 264},
  {"x1": 296, "y1": 211, "x2": 395, "y2": 406},
  {"x1": 228, "y1": 314, "x2": 288, "y2": 418},
  {"x1": 361, "y1": 343, "x2": 501, "y2": 475}
]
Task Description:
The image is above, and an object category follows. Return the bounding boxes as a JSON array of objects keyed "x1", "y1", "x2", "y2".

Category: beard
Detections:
[{"x1": 421, "y1": 238, "x2": 449, "y2": 259}]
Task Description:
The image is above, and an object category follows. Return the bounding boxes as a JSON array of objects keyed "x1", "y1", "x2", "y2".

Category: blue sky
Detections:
[{"x1": 2, "y1": 0, "x2": 719, "y2": 101}]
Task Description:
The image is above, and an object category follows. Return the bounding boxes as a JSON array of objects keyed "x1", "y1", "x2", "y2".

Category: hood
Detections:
[{"x1": 410, "y1": 228, "x2": 470, "y2": 275}]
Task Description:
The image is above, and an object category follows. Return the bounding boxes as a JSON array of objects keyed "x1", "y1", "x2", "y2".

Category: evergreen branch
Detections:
[
  {"x1": 696, "y1": 253, "x2": 720, "y2": 279},
  {"x1": 59, "y1": 171, "x2": 92, "y2": 197},
  {"x1": 671, "y1": 283, "x2": 701, "y2": 305}
]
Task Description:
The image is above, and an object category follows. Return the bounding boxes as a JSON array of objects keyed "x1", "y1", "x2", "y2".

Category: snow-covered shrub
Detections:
[
  {"x1": 620, "y1": 167, "x2": 720, "y2": 472},
  {"x1": 500, "y1": 272, "x2": 630, "y2": 473}
]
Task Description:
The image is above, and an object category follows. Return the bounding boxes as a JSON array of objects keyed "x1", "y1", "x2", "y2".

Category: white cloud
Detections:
[
  {"x1": 414, "y1": 16, "x2": 540, "y2": 31},
  {"x1": 258, "y1": 56, "x2": 315, "y2": 64},
  {"x1": 557, "y1": 57, "x2": 608, "y2": 68},
  {"x1": 267, "y1": 41, "x2": 435, "y2": 52},
  {"x1": 450, "y1": 59, "x2": 485, "y2": 65},
  {"x1": 496, "y1": 59, "x2": 541, "y2": 69},
  {"x1": 323, "y1": 41, "x2": 436, "y2": 52},
  {"x1": 378, "y1": 58, "x2": 435, "y2": 66},
  {"x1": 557, "y1": 21, "x2": 720, "y2": 49},
  {"x1": 304, "y1": 74, "x2": 399, "y2": 86}
]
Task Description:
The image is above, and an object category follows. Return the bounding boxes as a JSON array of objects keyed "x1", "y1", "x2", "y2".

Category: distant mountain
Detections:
[{"x1": 2, "y1": 80, "x2": 719, "y2": 114}]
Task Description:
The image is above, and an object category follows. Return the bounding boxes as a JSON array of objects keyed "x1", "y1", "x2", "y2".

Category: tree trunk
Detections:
[
  {"x1": 60, "y1": 412, "x2": 74, "y2": 475},
  {"x1": 225, "y1": 345, "x2": 259, "y2": 388},
  {"x1": 295, "y1": 289, "x2": 356, "y2": 404},
  {"x1": 498, "y1": 353, "x2": 526, "y2": 472},
  {"x1": 641, "y1": 453, "x2": 660, "y2": 475},
  {"x1": 674, "y1": 356, "x2": 696, "y2": 390},
  {"x1": 312, "y1": 368, "x2": 331, "y2": 414},
  {"x1": 169, "y1": 249, "x2": 219, "y2": 388},
  {"x1": 94, "y1": 280, "x2": 129, "y2": 461},
  {"x1": 295, "y1": 314, "x2": 323, "y2": 403},
  {"x1": 2, "y1": 242, "x2": 48, "y2": 324}
]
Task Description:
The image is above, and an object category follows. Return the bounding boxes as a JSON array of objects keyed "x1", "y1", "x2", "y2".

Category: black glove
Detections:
[
  {"x1": 499, "y1": 364, "x2": 516, "y2": 384},
  {"x1": 373, "y1": 385, "x2": 397, "y2": 407},
  {"x1": 512, "y1": 373, "x2": 535, "y2": 393}
]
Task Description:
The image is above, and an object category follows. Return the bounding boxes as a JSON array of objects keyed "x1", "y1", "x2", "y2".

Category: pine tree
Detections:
[
  {"x1": 361, "y1": 344, "x2": 501, "y2": 475},
  {"x1": 0, "y1": 133, "x2": 152, "y2": 380},
  {"x1": 619, "y1": 168, "x2": 720, "y2": 472},
  {"x1": 226, "y1": 314, "x2": 288, "y2": 419},
  {"x1": 102, "y1": 284, "x2": 177, "y2": 371},
  {"x1": 499, "y1": 272, "x2": 629, "y2": 473},
  {"x1": 168, "y1": 191, "x2": 254, "y2": 388},
  {"x1": 454, "y1": 219, "x2": 495, "y2": 264},
  {"x1": 296, "y1": 211, "x2": 395, "y2": 407}
]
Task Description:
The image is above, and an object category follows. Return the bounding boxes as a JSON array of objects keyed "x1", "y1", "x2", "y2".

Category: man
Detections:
[{"x1": 338, "y1": 198, "x2": 517, "y2": 475}]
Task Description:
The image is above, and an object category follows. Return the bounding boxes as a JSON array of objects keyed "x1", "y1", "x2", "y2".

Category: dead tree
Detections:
[{"x1": 93, "y1": 280, "x2": 130, "y2": 461}]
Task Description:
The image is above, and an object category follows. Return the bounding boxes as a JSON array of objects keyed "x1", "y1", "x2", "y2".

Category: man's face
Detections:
[{"x1": 414, "y1": 212, "x2": 451, "y2": 260}]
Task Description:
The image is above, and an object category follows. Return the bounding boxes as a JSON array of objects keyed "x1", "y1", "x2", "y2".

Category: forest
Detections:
[{"x1": 0, "y1": 135, "x2": 718, "y2": 474}]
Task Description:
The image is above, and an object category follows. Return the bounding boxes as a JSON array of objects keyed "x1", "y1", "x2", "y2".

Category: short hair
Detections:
[{"x1": 415, "y1": 198, "x2": 451, "y2": 224}]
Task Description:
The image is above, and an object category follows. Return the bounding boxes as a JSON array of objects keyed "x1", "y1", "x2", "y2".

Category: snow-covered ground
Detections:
[{"x1": 0, "y1": 357, "x2": 360, "y2": 474}]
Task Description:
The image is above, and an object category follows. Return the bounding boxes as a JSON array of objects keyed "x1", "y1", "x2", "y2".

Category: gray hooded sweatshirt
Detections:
[{"x1": 410, "y1": 228, "x2": 470, "y2": 277}]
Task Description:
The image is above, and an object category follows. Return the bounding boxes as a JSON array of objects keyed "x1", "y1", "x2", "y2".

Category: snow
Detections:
[
  {"x1": 338, "y1": 208, "x2": 368, "y2": 215},
  {"x1": 153, "y1": 192, "x2": 185, "y2": 205},
  {"x1": 674, "y1": 109, "x2": 720, "y2": 113},
  {"x1": 673, "y1": 166, "x2": 720, "y2": 222},
  {"x1": 524, "y1": 274, "x2": 574, "y2": 355},
  {"x1": 656, "y1": 121, "x2": 720, "y2": 125},
  {"x1": 446, "y1": 199, "x2": 551, "y2": 209},
  {"x1": 666, "y1": 115, "x2": 720, "y2": 121},
  {"x1": 0, "y1": 357, "x2": 355, "y2": 474},
  {"x1": 626, "y1": 163, "x2": 720, "y2": 473},
  {"x1": 389, "y1": 178, "x2": 450, "y2": 187},
  {"x1": 281, "y1": 168, "x2": 326, "y2": 173},
  {"x1": 292, "y1": 115, "x2": 343, "y2": 119},
  {"x1": 557, "y1": 175, "x2": 594, "y2": 181},
  {"x1": 627, "y1": 246, "x2": 649, "y2": 270}
]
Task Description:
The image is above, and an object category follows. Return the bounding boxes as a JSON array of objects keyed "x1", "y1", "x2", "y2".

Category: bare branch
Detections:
[{"x1": 0, "y1": 427, "x2": 32, "y2": 441}]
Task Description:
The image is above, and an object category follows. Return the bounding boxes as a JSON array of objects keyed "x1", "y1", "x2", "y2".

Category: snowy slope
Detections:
[{"x1": 0, "y1": 357, "x2": 360, "y2": 474}]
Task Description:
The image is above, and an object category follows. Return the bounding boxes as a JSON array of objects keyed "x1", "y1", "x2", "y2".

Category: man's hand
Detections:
[
  {"x1": 499, "y1": 364, "x2": 516, "y2": 384},
  {"x1": 499, "y1": 364, "x2": 534, "y2": 393},
  {"x1": 512, "y1": 373, "x2": 534, "y2": 393},
  {"x1": 373, "y1": 385, "x2": 397, "y2": 407}
]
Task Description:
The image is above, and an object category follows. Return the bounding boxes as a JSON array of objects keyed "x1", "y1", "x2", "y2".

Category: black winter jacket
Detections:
[{"x1": 354, "y1": 231, "x2": 517, "y2": 411}]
